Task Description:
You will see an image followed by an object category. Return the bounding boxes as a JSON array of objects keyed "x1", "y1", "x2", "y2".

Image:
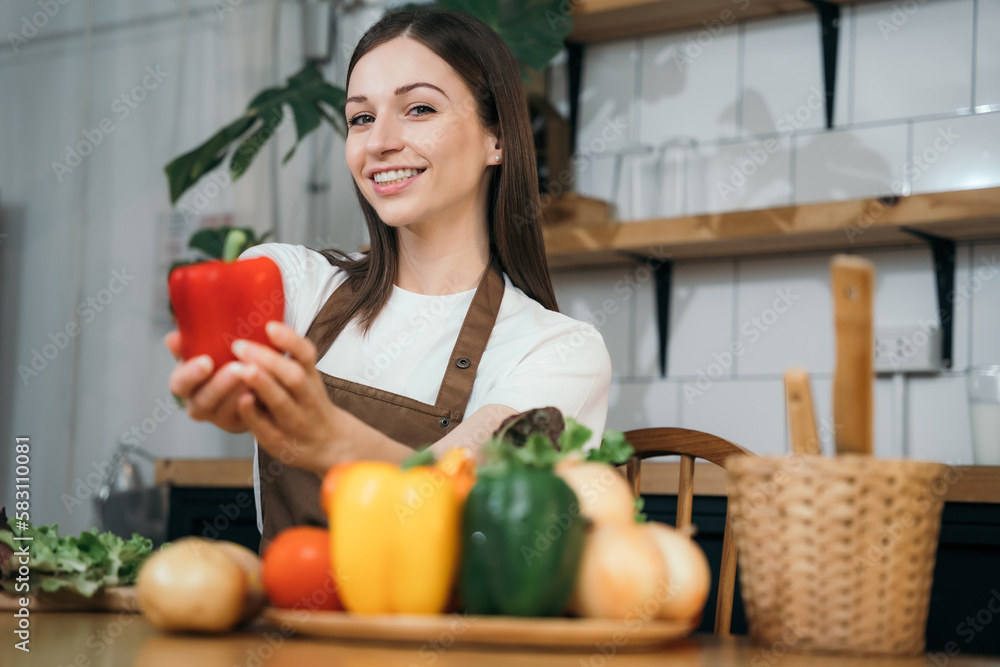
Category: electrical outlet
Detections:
[{"x1": 874, "y1": 325, "x2": 942, "y2": 373}]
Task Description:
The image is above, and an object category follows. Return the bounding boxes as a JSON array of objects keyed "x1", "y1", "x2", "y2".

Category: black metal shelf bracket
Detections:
[
  {"x1": 804, "y1": 0, "x2": 841, "y2": 129},
  {"x1": 622, "y1": 252, "x2": 673, "y2": 377},
  {"x1": 902, "y1": 228, "x2": 957, "y2": 369}
]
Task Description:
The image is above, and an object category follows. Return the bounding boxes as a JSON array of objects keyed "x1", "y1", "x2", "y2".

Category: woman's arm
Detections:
[{"x1": 229, "y1": 320, "x2": 517, "y2": 476}]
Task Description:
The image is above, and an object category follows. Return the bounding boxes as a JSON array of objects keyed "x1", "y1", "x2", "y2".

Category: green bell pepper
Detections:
[{"x1": 460, "y1": 460, "x2": 584, "y2": 617}]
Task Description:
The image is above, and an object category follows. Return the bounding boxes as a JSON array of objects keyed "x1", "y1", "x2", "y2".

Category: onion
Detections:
[
  {"x1": 643, "y1": 522, "x2": 711, "y2": 620},
  {"x1": 571, "y1": 522, "x2": 668, "y2": 620},
  {"x1": 137, "y1": 538, "x2": 257, "y2": 633},
  {"x1": 555, "y1": 460, "x2": 635, "y2": 526}
]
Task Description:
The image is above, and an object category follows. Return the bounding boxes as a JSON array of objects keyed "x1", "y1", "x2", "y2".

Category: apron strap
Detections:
[
  {"x1": 304, "y1": 278, "x2": 357, "y2": 361},
  {"x1": 303, "y1": 261, "x2": 506, "y2": 418},
  {"x1": 433, "y1": 264, "x2": 504, "y2": 414}
]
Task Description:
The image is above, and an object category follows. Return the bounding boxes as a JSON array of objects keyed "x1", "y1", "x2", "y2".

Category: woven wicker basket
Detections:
[{"x1": 727, "y1": 454, "x2": 949, "y2": 656}]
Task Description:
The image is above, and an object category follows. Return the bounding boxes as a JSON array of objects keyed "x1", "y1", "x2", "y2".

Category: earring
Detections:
[{"x1": 495, "y1": 155, "x2": 501, "y2": 162}]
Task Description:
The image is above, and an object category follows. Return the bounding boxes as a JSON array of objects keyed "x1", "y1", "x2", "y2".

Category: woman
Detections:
[{"x1": 166, "y1": 9, "x2": 611, "y2": 545}]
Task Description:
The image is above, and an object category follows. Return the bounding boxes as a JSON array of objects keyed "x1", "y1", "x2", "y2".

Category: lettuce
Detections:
[{"x1": 0, "y1": 507, "x2": 155, "y2": 598}]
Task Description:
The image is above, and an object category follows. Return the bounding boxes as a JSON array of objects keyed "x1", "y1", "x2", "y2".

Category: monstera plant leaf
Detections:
[
  {"x1": 164, "y1": 65, "x2": 346, "y2": 205},
  {"x1": 436, "y1": 0, "x2": 573, "y2": 81}
]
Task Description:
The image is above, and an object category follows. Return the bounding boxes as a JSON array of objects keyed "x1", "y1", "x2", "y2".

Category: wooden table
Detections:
[{"x1": 2, "y1": 613, "x2": 998, "y2": 666}]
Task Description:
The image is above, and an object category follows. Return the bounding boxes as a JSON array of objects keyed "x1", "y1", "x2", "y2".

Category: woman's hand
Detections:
[
  {"x1": 229, "y1": 321, "x2": 346, "y2": 475},
  {"x1": 165, "y1": 331, "x2": 250, "y2": 434}
]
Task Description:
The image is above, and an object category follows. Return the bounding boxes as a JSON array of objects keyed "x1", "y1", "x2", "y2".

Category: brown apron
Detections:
[{"x1": 257, "y1": 264, "x2": 505, "y2": 550}]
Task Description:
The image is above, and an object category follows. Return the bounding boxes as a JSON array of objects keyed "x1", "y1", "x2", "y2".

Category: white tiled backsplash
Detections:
[{"x1": 555, "y1": 0, "x2": 1000, "y2": 464}]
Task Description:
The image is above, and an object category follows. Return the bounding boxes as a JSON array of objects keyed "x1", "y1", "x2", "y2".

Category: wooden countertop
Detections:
[
  {"x1": 2, "y1": 614, "x2": 998, "y2": 666},
  {"x1": 155, "y1": 458, "x2": 1000, "y2": 504}
]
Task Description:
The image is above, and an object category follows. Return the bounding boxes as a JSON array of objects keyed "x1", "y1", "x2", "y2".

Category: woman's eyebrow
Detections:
[{"x1": 346, "y1": 82, "x2": 449, "y2": 105}]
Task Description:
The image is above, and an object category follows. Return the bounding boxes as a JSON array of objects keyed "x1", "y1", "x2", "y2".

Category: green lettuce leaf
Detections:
[{"x1": 0, "y1": 512, "x2": 155, "y2": 598}]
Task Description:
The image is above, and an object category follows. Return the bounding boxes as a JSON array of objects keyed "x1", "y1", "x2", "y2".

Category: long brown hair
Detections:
[{"x1": 317, "y1": 9, "x2": 558, "y2": 334}]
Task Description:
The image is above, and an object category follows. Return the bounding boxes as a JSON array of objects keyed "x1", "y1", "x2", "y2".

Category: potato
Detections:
[{"x1": 137, "y1": 538, "x2": 260, "y2": 633}]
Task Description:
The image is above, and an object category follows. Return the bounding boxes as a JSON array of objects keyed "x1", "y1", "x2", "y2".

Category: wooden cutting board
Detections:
[
  {"x1": 263, "y1": 607, "x2": 698, "y2": 650},
  {"x1": 0, "y1": 586, "x2": 139, "y2": 613}
]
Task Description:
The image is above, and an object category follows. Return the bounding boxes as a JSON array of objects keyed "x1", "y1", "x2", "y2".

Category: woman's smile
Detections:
[{"x1": 370, "y1": 167, "x2": 426, "y2": 195}]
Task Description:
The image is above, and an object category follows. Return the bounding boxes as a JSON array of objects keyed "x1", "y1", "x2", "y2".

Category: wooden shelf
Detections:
[
  {"x1": 569, "y1": 0, "x2": 853, "y2": 42},
  {"x1": 543, "y1": 187, "x2": 1000, "y2": 269}
]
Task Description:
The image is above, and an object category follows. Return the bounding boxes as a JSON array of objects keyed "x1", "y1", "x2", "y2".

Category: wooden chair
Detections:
[{"x1": 623, "y1": 428, "x2": 753, "y2": 636}]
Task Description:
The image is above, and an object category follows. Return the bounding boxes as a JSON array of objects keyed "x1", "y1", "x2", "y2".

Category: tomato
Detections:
[{"x1": 261, "y1": 527, "x2": 341, "y2": 610}]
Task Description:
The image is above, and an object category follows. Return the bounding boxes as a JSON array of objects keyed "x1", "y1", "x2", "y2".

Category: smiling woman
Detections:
[{"x1": 165, "y1": 9, "x2": 612, "y2": 548}]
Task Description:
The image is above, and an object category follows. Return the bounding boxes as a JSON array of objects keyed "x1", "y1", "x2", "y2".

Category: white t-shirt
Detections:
[{"x1": 240, "y1": 243, "x2": 612, "y2": 531}]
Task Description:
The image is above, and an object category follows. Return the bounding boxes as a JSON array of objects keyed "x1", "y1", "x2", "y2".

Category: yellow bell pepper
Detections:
[{"x1": 328, "y1": 461, "x2": 460, "y2": 614}]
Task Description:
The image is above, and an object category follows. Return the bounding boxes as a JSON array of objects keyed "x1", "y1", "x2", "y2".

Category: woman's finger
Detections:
[
  {"x1": 168, "y1": 355, "x2": 214, "y2": 398},
  {"x1": 231, "y1": 337, "x2": 312, "y2": 401},
  {"x1": 233, "y1": 362, "x2": 297, "y2": 428},
  {"x1": 264, "y1": 321, "x2": 318, "y2": 369},
  {"x1": 236, "y1": 390, "x2": 286, "y2": 447},
  {"x1": 164, "y1": 331, "x2": 182, "y2": 360},
  {"x1": 180, "y1": 362, "x2": 245, "y2": 420}
]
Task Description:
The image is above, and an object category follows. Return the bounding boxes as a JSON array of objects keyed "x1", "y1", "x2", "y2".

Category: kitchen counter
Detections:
[
  {"x1": 2, "y1": 613, "x2": 999, "y2": 666},
  {"x1": 155, "y1": 459, "x2": 1000, "y2": 503}
]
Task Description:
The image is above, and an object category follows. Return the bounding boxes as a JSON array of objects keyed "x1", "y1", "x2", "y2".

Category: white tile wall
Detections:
[
  {"x1": 908, "y1": 375, "x2": 975, "y2": 463},
  {"x1": 793, "y1": 124, "x2": 908, "y2": 204},
  {"x1": 689, "y1": 136, "x2": 792, "y2": 214},
  {"x1": 971, "y1": 242, "x2": 1000, "y2": 367},
  {"x1": 975, "y1": 0, "x2": 1000, "y2": 106},
  {"x1": 638, "y1": 24, "x2": 740, "y2": 144},
  {"x1": 578, "y1": 39, "x2": 637, "y2": 154},
  {"x1": 552, "y1": 267, "x2": 634, "y2": 378},
  {"x1": 667, "y1": 260, "x2": 735, "y2": 379},
  {"x1": 734, "y1": 253, "x2": 837, "y2": 376},
  {"x1": 554, "y1": 0, "x2": 998, "y2": 467},
  {"x1": 874, "y1": 378, "x2": 897, "y2": 459},
  {"x1": 909, "y1": 111, "x2": 1000, "y2": 194},
  {"x1": 607, "y1": 379, "x2": 680, "y2": 432},
  {"x1": 741, "y1": 14, "x2": 825, "y2": 136},
  {"x1": 852, "y1": 0, "x2": 974, "y2": 124},
  {"x1": 680, "y1": 378, "x2": 787, "y2": 456},
  {"x1": 865, "y1": 247, "x2": 940, "y2": 330}
]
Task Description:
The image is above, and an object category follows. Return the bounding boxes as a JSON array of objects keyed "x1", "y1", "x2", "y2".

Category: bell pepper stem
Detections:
[{"x1": 222, "y1": 228, "x2": 249, "y2": 262}]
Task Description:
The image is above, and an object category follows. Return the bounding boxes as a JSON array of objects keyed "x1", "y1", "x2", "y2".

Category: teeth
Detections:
[{"x1": 374, "y1": 168, "x2": 421, "y2": 184}]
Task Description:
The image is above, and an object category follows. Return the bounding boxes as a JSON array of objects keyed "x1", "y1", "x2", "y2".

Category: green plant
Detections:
[{"x1": 164, "y1": 0, "x2": 572, "y2": 206}]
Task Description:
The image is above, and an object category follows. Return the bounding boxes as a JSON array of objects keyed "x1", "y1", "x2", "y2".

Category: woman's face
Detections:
[{"x1": 345, "y1": 37, "x2": 499, "y2": 231}]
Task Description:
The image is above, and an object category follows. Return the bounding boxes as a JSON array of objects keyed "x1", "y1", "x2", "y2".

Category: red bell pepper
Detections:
[{"x1": 168, "y1": 230, "x2": 284, "y2": 370}]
